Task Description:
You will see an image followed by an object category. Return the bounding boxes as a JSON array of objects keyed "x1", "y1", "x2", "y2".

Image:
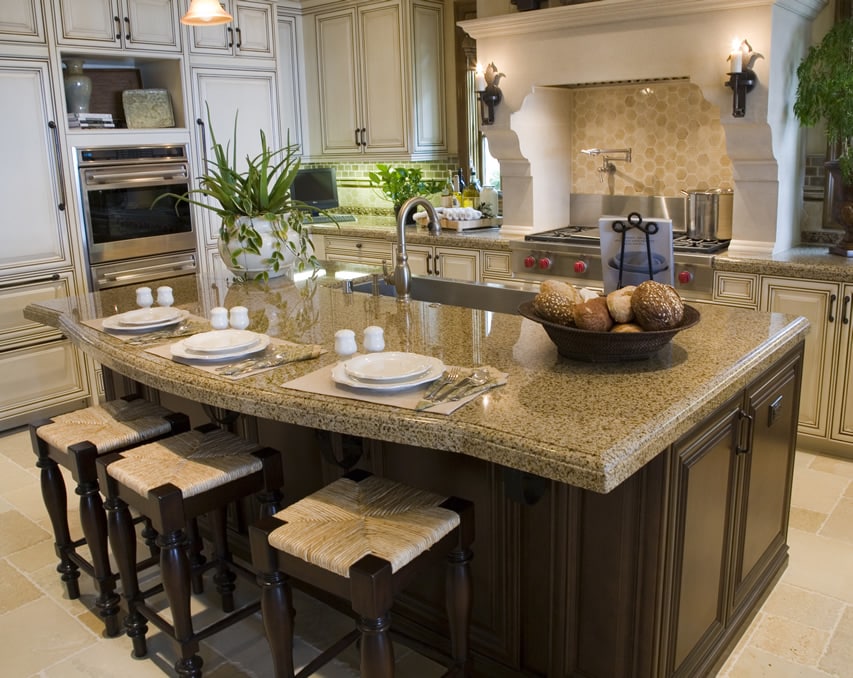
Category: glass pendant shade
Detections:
[{"x1": 181, "y1": 0, "x2": 233, "y2": 25}]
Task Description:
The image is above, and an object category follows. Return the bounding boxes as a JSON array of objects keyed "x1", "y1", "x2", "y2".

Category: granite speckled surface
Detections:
[
  {"x1": 714, "y1": 247, "x2": 853, "y2": 282},
  {"x1": 24, "y1": 269, "x2": 808, "y2": 494}
]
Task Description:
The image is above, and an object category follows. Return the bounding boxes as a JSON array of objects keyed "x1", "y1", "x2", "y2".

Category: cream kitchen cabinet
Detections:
[
  {"x1": 760, "y1": 277, "x2": 853, "y2": 454},
  {"x1": 319, "y1": 235, "x2": 394, "y2": 267},
  {"x1": 187, "y1": 0, "x2": 275, "y2": 63},
  {"x1": 713, "y1": 271, "x2": 759, "y2": 309},
  {"x1": 190, "y1": 67, "x2": 281, "y2": 248},
  {"x1": 276, "y1": 9, "x2": 302, "y2": 152},
  {"x1": 398, "y1": 244, "x2": 479, "y2": 281},
  {"x1": 54, "y1": 0, "x2": 181, "y2": 51},
  {"x1": 303, "y1": 0, "x2": 449, "y2": 159},
  {"x1": 0, "y1": 0, "x2": 47, "y2": 45}
]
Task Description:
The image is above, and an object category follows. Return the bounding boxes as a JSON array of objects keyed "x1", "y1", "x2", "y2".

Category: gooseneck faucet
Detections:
[{"x1": 384, "y1": 196, "x2": 440, "y2": 302}]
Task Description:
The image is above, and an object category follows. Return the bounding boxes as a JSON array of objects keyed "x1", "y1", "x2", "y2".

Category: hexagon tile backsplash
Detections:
[{"x1": 571, "y1": 80, "x2": 733, "y2": 196}]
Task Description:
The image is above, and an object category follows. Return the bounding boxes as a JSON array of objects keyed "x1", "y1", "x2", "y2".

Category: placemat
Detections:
[
  {"x1": 145, "y1": 338, "x2": 326, "y2": 380},
  {"x1": 83, "y1": 312, "x2": 209, "y2": 346},
  {"x1": 282, "y1": 363, "x2": 507, "y2": 415}
]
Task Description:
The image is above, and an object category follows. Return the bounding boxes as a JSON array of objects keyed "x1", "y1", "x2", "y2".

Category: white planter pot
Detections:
[{"x1": 218, "y1": 215, "x2": 303, "y2": 279}]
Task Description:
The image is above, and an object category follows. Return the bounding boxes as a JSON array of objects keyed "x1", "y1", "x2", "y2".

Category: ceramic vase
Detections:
[
  {"x1": 218, "y1": 215, "x2": 303, "y2": 280},
  {"x1": 63, "y1": 59, "x2": 92, "y2": 114}
]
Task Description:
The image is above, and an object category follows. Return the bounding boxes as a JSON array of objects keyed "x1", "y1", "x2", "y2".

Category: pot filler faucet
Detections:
[
  {"x1": 382, "y1": 196, "x2": 440, "y2": 302},
  {"x1": 580, "y1": 147, "x2": 632, "y2": 181}
]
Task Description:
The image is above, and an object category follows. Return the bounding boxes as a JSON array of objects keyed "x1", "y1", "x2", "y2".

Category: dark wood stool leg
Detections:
[
  {"x1": 350, "y1": 555, "x2": 395, "y2": 678},
  {"x1": 141, "y1": 517, "x2": 159, "y2": 559},
  {"x1": 211, "y1": 506, "x2": 236, "y2": 613},
  {"x1": 186, "y1": 518, "x2": 206, "y2": 595},
  {"x1": 105, "y1": 492, "x2": 148, "y2": 657},
  {"x1": 357, "y1": 615, "x2": 394, "y2": 678},
  {"x1": 153, "y1": 484, "x2": 202, "y2": 678},
  {"x1": 250, "y1": 517, "x2": 295, "y2": 678},
  {"x1": 446, "y1": 546, "x2": 473, "y2": 673},
  {"x1": 70, "y1": 443, "x2": 121, "y2": 636},
  {"x1": 31, "y1": 426, "x2": 80, "y2": 599}
]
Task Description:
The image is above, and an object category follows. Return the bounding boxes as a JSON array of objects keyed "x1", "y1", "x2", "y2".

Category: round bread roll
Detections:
[
  {"x1": 606, "y1": 285, "x2": 636, "y2": 324},
  {"x1": 533, "y1": 280, "x2": 580, "y2": 325},
  {"x1": 630, "y1": 280, "x2": 684, "y2": 331},
  {"x1": 573, "y1": 296, "x2": 614, "y2": 332},
  {"x1": 611, "y1": 322, "x2": 644, "y2": 333}
]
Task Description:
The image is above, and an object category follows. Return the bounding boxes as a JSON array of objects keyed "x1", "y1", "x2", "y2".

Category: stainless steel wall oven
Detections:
[{"x1": 76, "y1": 144, "x2": 198, "y2": 290}]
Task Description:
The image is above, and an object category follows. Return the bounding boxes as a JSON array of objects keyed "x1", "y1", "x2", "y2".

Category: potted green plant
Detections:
[
  {"x1": 367, "y1": 164, "x2": 443, "y2": 223},
  {"x1": 794, "y1": 16, "x2": 853, "y2": 255},
  {"x1": 157, "y1": 110, "x2": 324, "y2": 280}
]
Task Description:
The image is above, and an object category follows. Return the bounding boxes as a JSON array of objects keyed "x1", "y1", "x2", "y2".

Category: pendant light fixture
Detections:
[{"x1": 181, "y1": 0, "x2": 233, "y2": 26}]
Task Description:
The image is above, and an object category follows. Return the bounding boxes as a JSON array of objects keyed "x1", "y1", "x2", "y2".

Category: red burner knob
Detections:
[
  {"x1": 574, "y1": 260, "x2": 588, "y2": 274},
  {"x1": 524, "y1": 256, "x2": 536, "y2": 269},
  {"x1": 538, "y1": 257, "x2": 553, "y2": 271},
  {"x1": 678, "y1": 270, "x2": 693, "y2": 284}
]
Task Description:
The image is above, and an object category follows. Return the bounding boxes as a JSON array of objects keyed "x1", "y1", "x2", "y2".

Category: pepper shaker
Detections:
[
  {"x1": 210, "y1": 306, "x2": 229, "y2": 330},
  {"x1": 363, "y1": 326, "x2": 385, "y2": 352},
  {"x1": 135, "y1": 287, "x2": 153, "y2": 308},
  {"x1": 334, "y1": 329, "x2": 358, "y2": 358},
  {"x1": 229, "y1": 306, "x2": 250, "y2": 330},
  {"x1": 156, "y1": 286, "x2": 174, "y2": 307}
]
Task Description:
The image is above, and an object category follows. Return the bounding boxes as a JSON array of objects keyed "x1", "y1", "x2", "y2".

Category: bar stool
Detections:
[
  {"x1": 30, "y1": 396, "x2": 190, "y2": 636},
  {"x1": 250, "y1": 469, "x2": 474, "y2": 678},
  {"x1": 96, "y1": 424, "x2": 283, "y2": 678}
]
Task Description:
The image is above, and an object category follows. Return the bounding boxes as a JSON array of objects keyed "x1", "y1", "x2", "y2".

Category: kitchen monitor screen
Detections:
[{"x1": 291, "y1": 167, "x2": 339, "y2": 214}]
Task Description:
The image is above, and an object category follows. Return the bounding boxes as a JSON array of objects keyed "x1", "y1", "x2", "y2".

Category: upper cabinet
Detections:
[
  {"x1": 187, "y1": 0, "x2": 275, "y2": 63},
  {"x1": 54, "y1": 0, "x2": 181, "y2": 52},
  {"x1": 0, "y1": 0, "x2": 47, "y2": 46},
  {"x1": 302, "y1": 0, "x2": 451, "y2": 160}
]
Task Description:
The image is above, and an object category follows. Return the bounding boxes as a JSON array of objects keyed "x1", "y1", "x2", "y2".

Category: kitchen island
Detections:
[{"x1": 25, "y1": 271, "x2": 808, "y2": 677}]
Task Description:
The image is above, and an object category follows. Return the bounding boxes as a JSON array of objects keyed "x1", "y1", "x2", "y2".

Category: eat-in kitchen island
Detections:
[{"x1": 25, "y1": 271, "x2": 808, "y2": 678}]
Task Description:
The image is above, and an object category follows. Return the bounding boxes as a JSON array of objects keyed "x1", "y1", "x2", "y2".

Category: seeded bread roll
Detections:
[
  {"x1": 630, "y1": 280, "x2": 684, "y2": 330},
  {"x1": 532, "y1": 280, "x2": 580, "y2": 325},
  {"x1": 611, "y1": 322, "x2": 644, "y2": 333},
  {"x1": 573, "y1": 296, "x2": 614, "y2": 332},
  {"x1": 606, "y1": 285, "x2": 636, "y2": 324}
]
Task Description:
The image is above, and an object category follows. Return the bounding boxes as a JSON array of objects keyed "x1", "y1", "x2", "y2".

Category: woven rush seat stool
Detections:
[
  {"x1": 96, "y1": 423, "x2": 283, "y2": 678},
  {"x1": 30, "y1": 396, "x2": 190, "y2": 636},
  {"x1": 250, "y1": 469, "x2": 474, "y2": 678}
]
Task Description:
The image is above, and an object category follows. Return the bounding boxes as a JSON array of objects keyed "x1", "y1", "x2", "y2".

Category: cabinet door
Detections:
[
  {"x1": 410, "y1": 0, "x2": 446, "y2": 154},
  {"x1": 0, "y1": 273, "x2": 76, "y2": 350},
  {"x1": 359, "y1": 1, "x2": 407, "y2": 154},
  {"x1": 277, "y1": 12, "x2": 302, "y2": 151},
  {"x1": 664, "y1": 396, "x2": 740, "y2": 677},
  {"x1": 760, "y1": 278, "x2": 838, "y2": 438},
  {"x1": 0, "y1": 60, "x2": 71, "y2": 274},
  {"x1": 324, "y1": 236, "x2": 393, "y2": 265},
  {"x1": 233, "y1": 0, "x2": 274, "y2": 58},
  {"x1": 402, "y1": 244, "x2": 431, "y2": 276},
  {"x1": 188, "y1": 0, "x2": 233, "y2": 54},
  {"x1": 832, "y1": 284, "x2": 853, "y2": 444},
  {"x1": 123, "y1": 0, "x2": 180, "y2": 51},
  {"x1": 729, "y1": 351, "x2": 800, "y2": 617},
  {"x1": 0, "y1": 0, "x2": 46, "y2": 45},
  {"x1": 435, "y1": 246, "x2": 478, "y2": 281},
  {"x1": 192, "y1": 68, "x2": 281, "y2": 243},
  {"x1": 54, "y1": 0, "x2": 120, "y2": 47},
  {"x1": 315, "y1": 8, "x2": 361, "y2": 155}
]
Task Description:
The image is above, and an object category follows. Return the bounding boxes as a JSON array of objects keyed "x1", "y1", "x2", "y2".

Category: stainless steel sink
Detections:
[{"x1": 350, "y1": 276, "x2": 537, "y2": 314}]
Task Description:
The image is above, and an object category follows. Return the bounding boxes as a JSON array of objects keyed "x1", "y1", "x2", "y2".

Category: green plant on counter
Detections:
[
  {"x1": 155, "y1": 106, "x2": 331, "y2": 281},
  {"x1": 367, "y1": 164, "x2": 443, "y2": 216},
  {"x1": 794, "y1": 17, "x2": 853, "y2": 183}
]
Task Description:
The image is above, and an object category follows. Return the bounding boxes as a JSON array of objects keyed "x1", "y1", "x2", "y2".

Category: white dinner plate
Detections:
[
  {"x1": 332, "y1": 357, "x2": 444, "y2": 392},
  {"x1": 117, "y1": 307, "x2": 183, "y2": 326},
  {"x1": 170, "y1": 334, "x2": 270, "y2": 362},
  {"x1": 343, "y1": 352, "x2": 433, "y2": 383},
  {"x1": 102, "y1": 309, "x2": 188, "y2": 332},
  {"x1": 183, "y1": 329, "x2": 261, "y2": 355}
]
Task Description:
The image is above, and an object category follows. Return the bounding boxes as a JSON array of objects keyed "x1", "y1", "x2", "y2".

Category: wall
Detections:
[{"x1": 460, "y1": 0, "x2": 829, "y2": 255}]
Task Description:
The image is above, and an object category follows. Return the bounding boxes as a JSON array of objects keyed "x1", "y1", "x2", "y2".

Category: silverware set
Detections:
[
  {"x1": 214, "y1": 350, "x2": 298, "y2": 376},
  {"x1": 416, "y1": 368, "x2": 497, "y2": 410}
]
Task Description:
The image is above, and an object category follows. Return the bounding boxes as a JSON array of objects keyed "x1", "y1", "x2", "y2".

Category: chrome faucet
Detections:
[{"x1": 383, "y1": 196, "x2": 440, "y2": 302}]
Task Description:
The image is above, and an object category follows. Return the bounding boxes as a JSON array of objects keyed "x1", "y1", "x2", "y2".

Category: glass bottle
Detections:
[
  {"x1": 441, "y1": 170, "x2": 455, "y2": 208},
  {"x1": 462, "y1": 170, "x2": 480, "y2": 209}
]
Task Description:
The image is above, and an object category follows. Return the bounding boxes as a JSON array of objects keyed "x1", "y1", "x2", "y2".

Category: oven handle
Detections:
[
  {"x1": 95, "y1": 259, "x2": 197, "y2": 288},
  {"x1": 84, "y1": 167, "x2": 189, "y2": 184}
]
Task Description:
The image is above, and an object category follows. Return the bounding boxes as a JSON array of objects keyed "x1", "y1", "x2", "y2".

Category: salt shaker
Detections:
[
  {"x1": 363, "y1": 326, "x2": 385, "y2": 352},
  {"x1": 210, "y1": 306, "x2": 229, "y2": 330},
  {"x1": 156, "y1": 286, "x2": 174, "y2": 307},
  {"x1": 135, "y1": 286, "x2": 153, "y2": 308},
  {"x1": 229, "y1": 306, "x2": 250, "y2": 330},
  {"x1": 334, "y1": 329, "x2": 358, "y2": 358}
]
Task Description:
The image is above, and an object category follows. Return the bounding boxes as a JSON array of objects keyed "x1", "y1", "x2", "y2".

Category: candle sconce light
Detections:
[
  {"x1": 475, "y1": 62, "x2": 505, "y2": 125},
  {"x1": 725, "y1": 39, "x2": 763, "y2": 117}
]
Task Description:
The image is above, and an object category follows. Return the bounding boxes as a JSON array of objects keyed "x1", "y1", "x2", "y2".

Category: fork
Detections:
[{"x1": 424, "y1": 366, "x2": 459, "y2": 401}]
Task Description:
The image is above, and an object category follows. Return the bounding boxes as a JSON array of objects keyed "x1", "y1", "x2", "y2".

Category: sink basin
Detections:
[{"x1": 350, "y1": 276, "x2": 537, "y2": 314}]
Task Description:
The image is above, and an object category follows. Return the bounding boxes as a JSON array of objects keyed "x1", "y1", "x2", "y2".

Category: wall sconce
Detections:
[
  {"x1": 725, "y1": 39, "x2": 763, "y2": 117},
  {"x1": 475, "y1": 62, "x2": 505, "y2": 126},
  {"x1": 181, "y1": 0, "x2": 233, "y2": 26}
]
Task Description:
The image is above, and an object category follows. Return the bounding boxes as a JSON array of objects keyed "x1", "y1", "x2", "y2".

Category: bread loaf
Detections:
[
  {"x1": 606, "y1": 285, "x2": 636, "y2": 323},
  {"x1": 611, "y1": 322, "x2": 644, "y2": 333},
  {"x1": 574, "y1": 296, "x2": 614, "y2": 332},
  {"x1": 532, "y1": 280, "x2": 580, "y2": 325},
  {"x1": 630, "y1": 280, "x2": 684, "y2": 330}
]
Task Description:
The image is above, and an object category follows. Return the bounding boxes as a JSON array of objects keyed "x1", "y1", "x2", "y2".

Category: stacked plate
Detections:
[
  {"x1": 102, "y1": 307, "x2": 187, "y2": 332},
  {"x1": 332, "y1": 352, "x2": 444, "y2": 391},
  {"x1": 170, "y1": 329, "x2": 270, "y2": 362}
]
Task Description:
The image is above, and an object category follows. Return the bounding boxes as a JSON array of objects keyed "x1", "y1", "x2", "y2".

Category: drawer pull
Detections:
[
  {"x1": 828, "y1": 293, "x2": 837, "y2": 323},
  {"x1": 0, "y1": 273, "x2": 60, "y2": 290},
  {"x1": 426, "y1": 254, "x2": 433, "y2": 276},
  {"x1": 843, "y1": 295, "x2": 851, "y2": 325}
]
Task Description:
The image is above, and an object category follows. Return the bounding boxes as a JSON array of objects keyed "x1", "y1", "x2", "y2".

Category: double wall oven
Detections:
[{"x1": 76, "y1": 144, "x2": 198, "y2": 291}]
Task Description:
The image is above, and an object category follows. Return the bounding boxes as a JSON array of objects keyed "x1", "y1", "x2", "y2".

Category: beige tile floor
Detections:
[{"x1": 1, "y1": 425, "x2": 851, "y2": 677}]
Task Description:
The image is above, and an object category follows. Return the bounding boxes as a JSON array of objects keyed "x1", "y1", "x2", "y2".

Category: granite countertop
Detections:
[{"x1": 24, "y1": 270, "x2": 808, "y2": 494}]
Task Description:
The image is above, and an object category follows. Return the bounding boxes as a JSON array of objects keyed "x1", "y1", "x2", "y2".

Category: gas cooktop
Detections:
[{"x1": 525, "y1": 225, "x2": 730, "y2": 254}]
